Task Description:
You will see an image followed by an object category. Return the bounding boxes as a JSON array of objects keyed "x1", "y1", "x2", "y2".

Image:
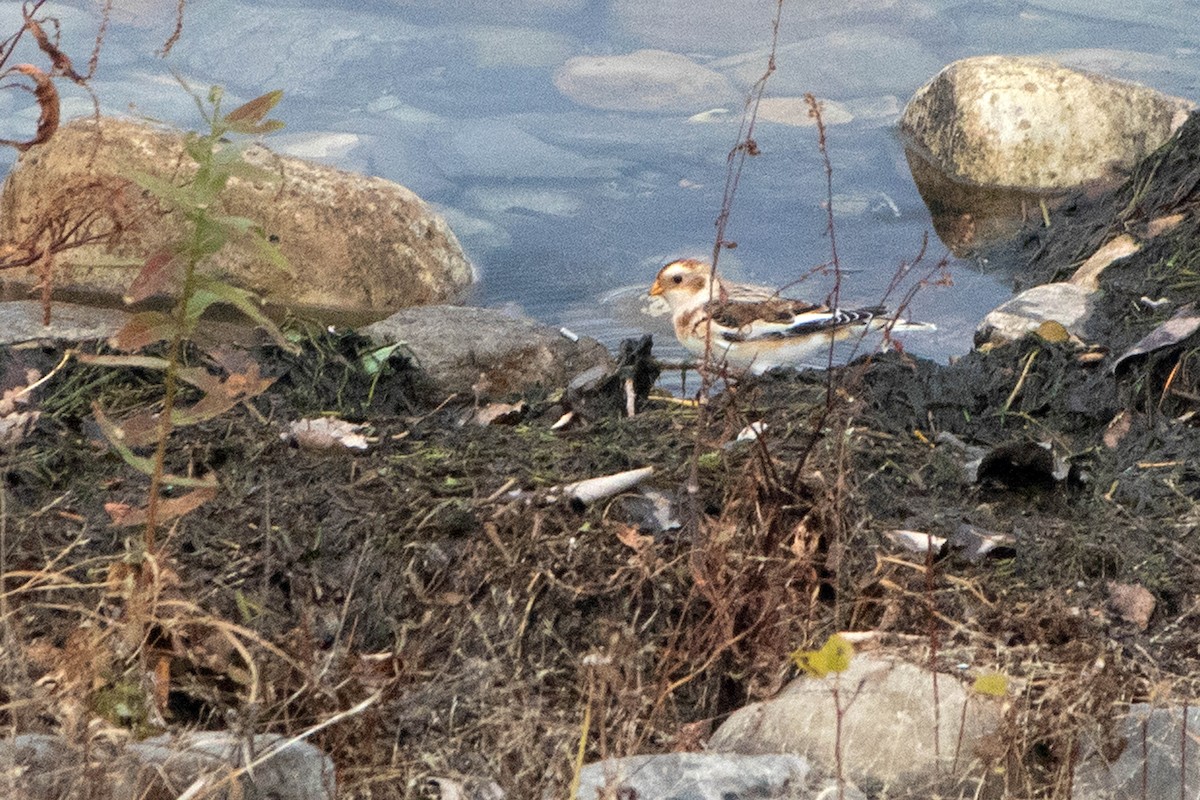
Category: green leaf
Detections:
[
  {"x1": 183, "y1": 133, "x2": 215, "y2": 166},
  {"x1": 220, "y1": 158, "x2": 279, "y2": 185},
  {"x1": 91, "y1": 404, "x2": 218, "y2": 489},
  {"x1": 212, "y1": 214, "x2": 258, "y2": 235},
  {"x1": 791, "y1": 634, "x2": 855, "y2": 678},
  {"x1": 131, "y1": 171, "x2": 197, "y2": 210},
  {"x1": 360, "y1": 342, "x2": 408, "y2": 376},
  {"x1": 248, "y1": 232, "x2": 291, "y2": 274},
  {"x1": 973, "y1": 672, "x2": 1009, "y2": 697},
  {"x1": 186, "y1": 276, "x2": 297, "y2": 353},
  {"x1": 190, "y1": 213, "x2": 230, "y2": 258}
]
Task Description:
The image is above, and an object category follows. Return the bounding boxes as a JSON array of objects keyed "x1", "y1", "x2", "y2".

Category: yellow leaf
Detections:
[
  {"x1": 973, "y1": 671, "x2": 1009, "y2": 697},
  {"x1": 1036, "y1": 320, "x2": 1070, "y2": 343},
  {"x1": 791, "y1": 634, "x2": 854, "y2": 678}
]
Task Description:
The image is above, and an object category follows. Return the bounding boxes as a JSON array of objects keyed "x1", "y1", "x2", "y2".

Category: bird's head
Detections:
[{"x1": 649, "y1": 258, "x2": 719, "y2": 311}]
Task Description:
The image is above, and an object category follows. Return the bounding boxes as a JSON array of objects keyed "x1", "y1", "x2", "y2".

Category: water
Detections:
[{"x1": 2, "y1": 0, "x2": 1198, "y2": 370}]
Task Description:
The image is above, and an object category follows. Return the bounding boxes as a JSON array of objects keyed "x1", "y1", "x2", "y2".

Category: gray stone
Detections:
[
  {"x1": 554, "y1": 50, "x2": 737, "y2": 113},
  {"x1": 708, "y1": 653, "x2": 1003, "y2": 788},
  {"x1": 0, "y1": 732, "x2": 335, "y2": 800},
  {"x1": 1072, "y1": 704, "x2": 1200, "y2": 799},
  {"x1": 714, "y1": 29, "x2": 942, "y2": 100},
  {"x1": 572, "y1": 752, "x2": 857, "y2": 800},
  {"x1": 900, "y1": 56, "x2": 1194, "y2": 191},
  {"x1": 975, "y1": 283, "x2": 1092, "y2": 347},
  {"x1": 0, "y1": 301, "x2": 129, "y2": 345},
  {"x1": 611, "y1": 0, "x2": 898, "y2": 54},
  {"x1": 361, "y1": 305, "x2": 612, "y2": 397},
  {"x1": 0, "y1": 117, "x2": 475, "y2": 321}
]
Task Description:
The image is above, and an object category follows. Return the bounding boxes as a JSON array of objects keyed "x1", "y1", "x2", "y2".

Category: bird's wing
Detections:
[{"x1": 709, "y1": 298, "x2": 885, "y2": 343}]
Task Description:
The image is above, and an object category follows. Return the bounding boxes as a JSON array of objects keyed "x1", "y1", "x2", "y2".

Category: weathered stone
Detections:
[
  {"x1": 1073, "y1": 704, "x2": 1200, "y2": 799},
  {"x1": 900, "y1": 56, "x2": 1194, "y2": 190},
  {"x1": 975, "y1": 283, "x2": 1093, "y2": 347},
  {"x1": 0, "y1": 117, "x2": 474, "y2": 321},
  {"x1": 757, "y1": 97, "x2": 853, "y2": 127},
  {"x1": 708, "y1": 653, "x2": 1003, "y2": 788},
  {"x1": 554, "y1": 50, "x2": 736, "y2": 113},
  {"x1": 611, "y1": 0, "x2": 897, "y2": 54},
  {"x1": 361, "y1": 305, "x2": 612, "y2": 397},
  {"x1": 0, "y1": 301, "x2": 129, "y2": 345},
  {"x1": 715, "y1": 29, "x2": 941, "y2": 99},
  {"x1": 0, "y1": 732, "x2": 335, "y2": 800},
  {"x1": 571, "y1": 753, "x2": 858, "y2": 800}
]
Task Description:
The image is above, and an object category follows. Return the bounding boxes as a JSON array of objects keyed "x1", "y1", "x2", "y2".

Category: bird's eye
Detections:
[{"x1": 672, "y1": 275, "x2": 683, "y2": 284}]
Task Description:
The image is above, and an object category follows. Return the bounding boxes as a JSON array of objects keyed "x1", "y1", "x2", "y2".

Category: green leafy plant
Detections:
[{"x1": 80, "y1": 84, "x2": 295, "y2": 552}]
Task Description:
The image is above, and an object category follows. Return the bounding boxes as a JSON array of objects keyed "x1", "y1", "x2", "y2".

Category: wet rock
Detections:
[
  {"x1": 571, "y1": 752, "x2": 856, "y2": 800},
  {"x1": 436, "y1": 120, "x2": 622, "y2": 180},
  {"x1": 757, "y1": 97, "x2": 854, "y2": 127},
  {"x1": 1073, "y1": 704, "x2": 1200, "y2": 799},
  {"x1": 553, "y1": 49, "x2": 736, "y2": 113},
  {"x1": 900, "y1": 56, "x2": 1193, "y2": 191},
  {"x1": 707, "y1": 652, "x2": 1003, "y2": 788},
  {"x1": 0, "y1": 301, "x2": 129, "y2": 345},
  {"x1": 0, "y1": 117, "x2": 475, "y2": 321},
  {"x1": 612, "y1": 0, "x2": 898, "y2": 54},
  {"x1": 975, "y1": 283, "x2": 1093, "y2": 347},
  {"x1": 0, "y1": 732, "x2": 335, "y2": 800},
  {"x1": 361, "y1": 305, "x2": 612, "y2": 398},
  {"x1": 715, "y1": 29, "x2": 941, "y2": 99},
  {"x1": 977, "y1": 233, "x2": 1144, "y2": 346}
]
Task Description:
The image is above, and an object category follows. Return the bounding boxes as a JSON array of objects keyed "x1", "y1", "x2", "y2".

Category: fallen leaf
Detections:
[
  {"x1": 469, "y1": 401, "x2": 526, "y2": 426},
  {"x1": 1103, "y1": 409, "x2": 1133, "y2": 450},
  {"x1": 284, "y1": 417, "x2": 370, "y2": 451},
  {"x1": 1070, "y1": 234, "x2": 1139, "y2": 291},
  {"x1": 615, "y1": 524, "x2": 653, "y2": 552},
  {"x1": 883, "y1": 529, "x2": 946, "y2": 554},
  {"x1": 1107, "y1": 582, "x2": 1155, "y2": 630},
  {"x1": 1035, "y1": 320, "x2": 1070, "y2": 343},
  {"x1": 1113, "y1": 304, "x2": 1200, "y2": 373}
]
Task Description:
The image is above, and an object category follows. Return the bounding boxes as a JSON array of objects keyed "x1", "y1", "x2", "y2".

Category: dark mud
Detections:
[{"x1": 3, "y1": 120, "x2": 1200, "y2": 799}]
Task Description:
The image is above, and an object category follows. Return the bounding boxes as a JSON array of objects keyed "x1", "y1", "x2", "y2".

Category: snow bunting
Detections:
[{"x1": 649, "y1": 258, "x2": 930, "y2": 374}]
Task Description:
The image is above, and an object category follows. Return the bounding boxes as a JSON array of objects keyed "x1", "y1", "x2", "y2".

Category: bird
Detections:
[{"x1": 648, "y1": 258, "x2": 931, "y2": 374}]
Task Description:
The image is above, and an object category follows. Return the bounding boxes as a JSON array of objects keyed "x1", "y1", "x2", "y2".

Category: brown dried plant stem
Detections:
[
  {"x1": 143, "y1": 239, "x2": 202, "y2": 552},
  {"x1": 686, "y1": 0, "x2": 784, "y2": 498}
]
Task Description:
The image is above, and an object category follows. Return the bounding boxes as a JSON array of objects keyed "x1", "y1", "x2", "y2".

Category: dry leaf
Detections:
[
  {"x1": 1108, "y1": 582, "x2": 1156, "y2": 630},
  {"x1": 284, "y1": 418, "x2": 370, "y2": 451},
  {"x1": 469, "y1": 401, "x2": 526, "y2": 426},
  {"x1": 615, "y1": 524, "x2": 653, "y2": 552},
  {"x1": 1103, "y1": 409, "x2": 1133, "y2": 450},
  {"x1": 1113, "y1": 304, "x2": 1200, "y2": 373},
  {"x1": 883, "y1": 529, "x2": 946, "y2": 553}
]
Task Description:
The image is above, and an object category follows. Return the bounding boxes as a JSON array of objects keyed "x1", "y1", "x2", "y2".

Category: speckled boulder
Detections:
[
  {"x1": 900, "y1": 56, "x2": 1193, "y2": 190},
  {"x1": 0, "y1": 117, "x2": 474, "y2": 320}
]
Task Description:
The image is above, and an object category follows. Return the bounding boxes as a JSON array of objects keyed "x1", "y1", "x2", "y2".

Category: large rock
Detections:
[
  {"x1": 0, "y1": 732, "x2": 335, "y2": 800},
  {"x1": 1073, "y1": 704, "x2": 1200, "y2": 799},
  {"x1": 0, "y1": 117, "x2": 474, "y2": 320},
  {"x1": 707, "y1": 653, "x2": 1003, "y2": 789},
  {"x1": 0, "y1": 301, "x2": 129, "y2": 345},
  {"x1": 361, "y1": 305, "x2": 612, "y2": 397},
  {"x1": 554, "y1": 50, "x2": 736, "y2": 113},
  {"x1": 570, "y1": 753, "x2": 858, "y2": 800},
  {"x1": 900, "y1": 56, "x2": 1193, "y2": 191}
]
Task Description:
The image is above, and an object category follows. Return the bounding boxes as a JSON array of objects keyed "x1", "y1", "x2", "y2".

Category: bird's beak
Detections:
[{"x1": 648, "y1": 280, "x2": 664, "y2": 297}]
